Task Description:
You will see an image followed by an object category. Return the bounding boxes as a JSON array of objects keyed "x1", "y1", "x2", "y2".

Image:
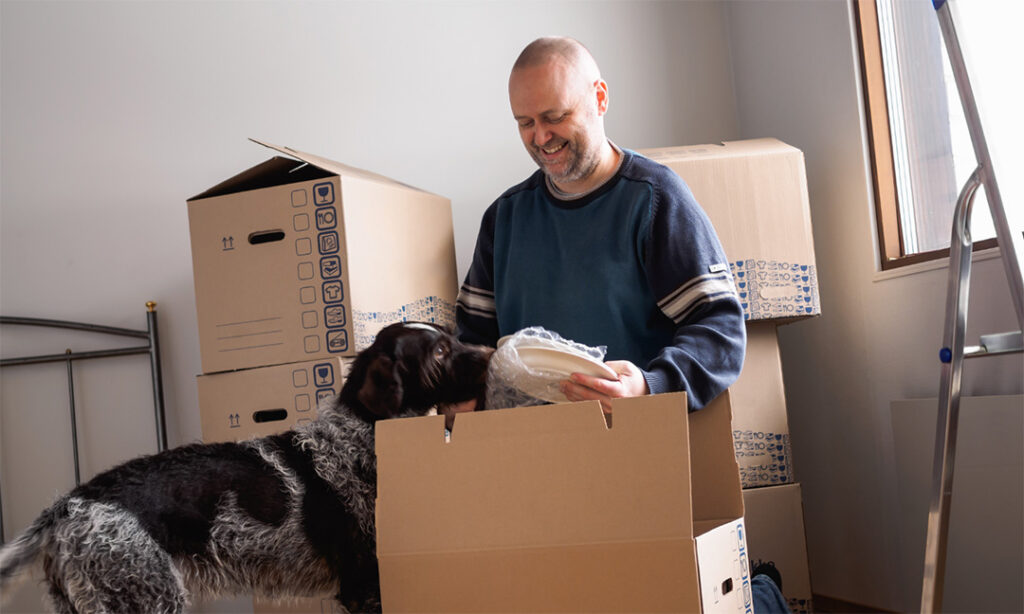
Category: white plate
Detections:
[{"x1": 517, "y1": 347, "x2": 617, "y2": 381}]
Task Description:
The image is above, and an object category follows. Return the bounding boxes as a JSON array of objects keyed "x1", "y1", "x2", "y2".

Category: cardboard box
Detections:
[
  {"x1": 375, "y1": 391, "x2": 753, "y2": 613},
  {"x1": 731, "y1": 321, "x2": 795, "y2": 488},
  {"x1": 742, "y1": 484, "x2": 814, "y2": 614},
  {"x1": 638, "y1": 139, "x2": 819, "y2": 322},
  {"x1": 188, "y1": 139, "x2": 458, "y2": 374},
  {"x1": 197, "y1": 357, "x2": 351, "y2": 443}
]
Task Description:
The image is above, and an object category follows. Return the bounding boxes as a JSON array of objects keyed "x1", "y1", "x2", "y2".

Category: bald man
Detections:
[{"x1": 456, "y1": 37, "x2": 746, "y2": 414}]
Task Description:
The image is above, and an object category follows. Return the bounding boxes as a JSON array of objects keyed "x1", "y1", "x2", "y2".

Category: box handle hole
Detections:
[
  {"x1": 721, "y1": 578, "x2": 733, "y2": 595},
  {"x1": 248, "y1": 230, "x2": 285, "y2": 245},
  {"x1": 253, "y1": 408, "x2": 288, "y2": 423}
]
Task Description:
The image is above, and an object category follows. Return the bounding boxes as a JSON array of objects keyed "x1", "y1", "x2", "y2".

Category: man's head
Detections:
[{"x1": 508, "y1": 37, "x2": 614, "y2": 193}]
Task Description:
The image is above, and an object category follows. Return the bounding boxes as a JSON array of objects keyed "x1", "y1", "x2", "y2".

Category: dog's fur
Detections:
[{"x1": 0, "y1": 322, "x2": 490, "y2": 614}]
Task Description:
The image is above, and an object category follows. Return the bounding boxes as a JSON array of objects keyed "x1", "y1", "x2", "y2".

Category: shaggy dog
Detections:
[{"x1": 0, "y1": 321, "x2": 491, "y2": 614}]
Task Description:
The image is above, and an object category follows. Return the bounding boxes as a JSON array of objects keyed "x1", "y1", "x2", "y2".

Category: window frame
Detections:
[{"x1": 853, "y1": 0, "x2": 996, "y2": 271}]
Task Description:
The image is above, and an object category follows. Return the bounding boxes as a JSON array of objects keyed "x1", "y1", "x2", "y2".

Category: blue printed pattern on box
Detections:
[
  {"x1": 734, "y1": 430, "x2": 794, "y2": 487},
  {"x1": 737, "y1": 521, "x2": 753, "y2": 614},
  {"x1": 731, "y1": 260, "x2": 819, "y2": 320},
  {"x1": 353, "y1": 296, "x2": 456, "y2": 349},
  {"x1": 788, "y1": 596, "x2": 813, "y2": 614}
]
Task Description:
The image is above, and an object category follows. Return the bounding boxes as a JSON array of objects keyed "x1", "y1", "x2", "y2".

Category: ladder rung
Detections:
[{"x1": 963, "y1": 330, "x2": 1024, "y2": 358}]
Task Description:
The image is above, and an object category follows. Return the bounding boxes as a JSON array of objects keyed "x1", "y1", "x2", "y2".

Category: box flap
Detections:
[
  {"x1": 188, "y1": 156, "x2": 333, "y2": 202},
  {"x1": 376, "y1": 393, "x2": 695, "y2": 557},
  {"x1": 689, "y1": 391, "x2": 745, "y2": 523},
  {"x1": 249, "y1": 138, "x2": 427, "y2": 192}
]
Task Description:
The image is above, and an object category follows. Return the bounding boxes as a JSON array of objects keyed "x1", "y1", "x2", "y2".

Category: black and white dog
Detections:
[{"x1": 0, "y1": 322, "x2": 491, "y2": 614}]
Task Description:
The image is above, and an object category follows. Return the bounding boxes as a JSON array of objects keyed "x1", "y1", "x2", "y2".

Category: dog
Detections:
[{"x1": 0, "y1": 321, "x2": 491, "y2": 614}]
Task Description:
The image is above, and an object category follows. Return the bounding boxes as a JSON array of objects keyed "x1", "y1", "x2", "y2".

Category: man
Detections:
[
  {"x1": 457, "y1": 36, "x2": 746, "y2": 413},
  {"x1": 457, "y1": 37, "x2": 790, "y2": 613}
]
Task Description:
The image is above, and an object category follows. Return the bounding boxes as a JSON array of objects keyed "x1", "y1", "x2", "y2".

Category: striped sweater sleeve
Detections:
[
  {"x1": 641, "y1": 171, "x2": 747, "y2": 411},
  {"x1": 456, "y1": 202, "x2": 500, "y2": 346}
]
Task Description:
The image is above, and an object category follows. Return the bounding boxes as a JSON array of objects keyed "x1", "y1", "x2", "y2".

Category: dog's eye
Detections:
[{"x1": 434, "y1": 345, "x2": 448, "y2": 359}]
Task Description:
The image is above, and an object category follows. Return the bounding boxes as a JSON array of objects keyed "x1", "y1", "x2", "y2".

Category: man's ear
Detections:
[
  {"x1": 357, "y1": 354, "x2": 403, "y2": 417},
  {"x1": 594, "y1": 79, "x2": 609, "y2": 115}
]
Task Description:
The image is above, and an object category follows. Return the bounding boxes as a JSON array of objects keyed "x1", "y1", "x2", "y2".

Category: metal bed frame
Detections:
[{"x1": 0, "y1": 302, "x2": 167, "y2": 544}]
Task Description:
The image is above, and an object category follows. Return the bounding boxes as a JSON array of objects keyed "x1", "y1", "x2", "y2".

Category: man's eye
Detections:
[
  {"x1": 518, "y1": 120, "x2": 533, "y2": 129},
  {"x1": 549, "y1": 114, "x2": 567, "y2": 123}
]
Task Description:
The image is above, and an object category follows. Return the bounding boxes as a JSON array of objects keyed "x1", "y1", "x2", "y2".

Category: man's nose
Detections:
[{"x1": 533, "y1": 125, "x2": 551, "y2": 147}]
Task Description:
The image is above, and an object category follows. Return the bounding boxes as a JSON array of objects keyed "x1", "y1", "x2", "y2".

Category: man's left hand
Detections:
[{"x1": 559, "y1": 360, "x2": 649, "y2": 413}]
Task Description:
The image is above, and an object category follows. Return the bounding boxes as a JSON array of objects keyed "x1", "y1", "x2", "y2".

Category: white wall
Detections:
[
  {"x1": 725, "y1": 0, "x2": 1023, "y2": 610},
  {"x1": 0, "y1": 2, "x2": 738, "y2": 612}
]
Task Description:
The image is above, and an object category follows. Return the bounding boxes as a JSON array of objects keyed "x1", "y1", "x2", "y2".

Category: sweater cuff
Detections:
[{"x1": 642, "y1": 369, "x2": 672, "y2": 396}]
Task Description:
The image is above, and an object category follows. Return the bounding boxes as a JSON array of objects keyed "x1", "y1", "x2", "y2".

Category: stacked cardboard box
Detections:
[
  {"x1": 640, "y1": 139, "x2": 817, "y2": 612},
  {"x1": 186, "y1": 140, "x2": 460, "y2": 611}
]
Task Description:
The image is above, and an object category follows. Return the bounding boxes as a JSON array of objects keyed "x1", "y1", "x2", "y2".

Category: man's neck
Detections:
[
  {"x1": 550, "y1": 140, "x2": 620, "y2": 195},
  {"x1": 549, "y1": 141, "x2": 622, "y2": 198}
]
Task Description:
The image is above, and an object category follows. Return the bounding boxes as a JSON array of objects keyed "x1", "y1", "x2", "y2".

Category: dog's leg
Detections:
[{"x1": 50, "y1": 499, "x2": 187, "y2": 614}]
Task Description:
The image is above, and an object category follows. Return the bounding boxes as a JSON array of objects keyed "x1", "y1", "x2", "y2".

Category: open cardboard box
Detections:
[
  {"x1": 187, "y1": 139, "x2": 458, "y2": 374},
  {"x1": 375, "y1": 391, "x2": 751, "y2": 613}
]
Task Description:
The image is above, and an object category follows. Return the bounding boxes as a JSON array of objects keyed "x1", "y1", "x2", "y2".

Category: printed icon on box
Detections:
[
  {"x1": 318, "y1": 231, "x2": 339, "y2": 255},
  {"x1": 313, "y1": 182, "x2": 334, "y2": 205},
  {"x1": 316, "y1": 388, "x2": 335, "y2": 405},
  {"x1": 292, "y1": 368, "x2": 309, "y2": 388},
  {"x1": 322, "y1": 280, "x2": 344, "y2": 304},
  {"x1": 295, "y1": 394, "x2": 312, "y2": 412},
  {"x1": 221, "y1": 236, "x2": 235, "y2": 251},
  {"x1": 229, "y1": 413, "x2": 241, "y2": 429},
  {"x1": 326, "y1": 329, "x2": 348, "y2": 353},
  {"x1": 324, "y1": 305, "x2": 346, "y2": 327},
  {"x1": 297, "y1": 262, "x2": 314, "y2": 280},
  {"x1": 320, "y1": 255, "x2": 341, "y2": 279},
  {"x1": 293, "y1": 213, "x2": 310, "y2": 232},
  {"x1": 315, "y1": 207, "x2": 337, "y2": 231},
  {"x1": 291, "y1": 189, "x2": 308, "y2": 208},
  {"x1": 313, "y1": 362, "x2": 335, "y2": 387}
]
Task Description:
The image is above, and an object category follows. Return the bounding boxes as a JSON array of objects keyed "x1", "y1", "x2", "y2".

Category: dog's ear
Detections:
[{"x1": 357, "y1": 354, "x2": 403, "y2": 417}]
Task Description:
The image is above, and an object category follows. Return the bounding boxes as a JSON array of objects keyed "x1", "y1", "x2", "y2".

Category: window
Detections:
[{"x1": 856, "y1": 0, "x2": 1004, "y2": 270}]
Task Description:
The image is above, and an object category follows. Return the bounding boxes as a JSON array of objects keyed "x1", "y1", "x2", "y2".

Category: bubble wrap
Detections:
[{"x1": 485, "y1": 327, "x2": 607, "y2": 410}]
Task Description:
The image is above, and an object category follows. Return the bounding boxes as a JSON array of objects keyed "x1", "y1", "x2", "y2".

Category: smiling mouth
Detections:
[{"x1": 540, "y1": 142, "x2": 567, "y2": 156}]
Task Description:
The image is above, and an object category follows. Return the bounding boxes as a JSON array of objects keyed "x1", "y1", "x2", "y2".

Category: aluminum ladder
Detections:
[{"x1": 921, "y1": 1, "x2": 1024, "y2": 612}]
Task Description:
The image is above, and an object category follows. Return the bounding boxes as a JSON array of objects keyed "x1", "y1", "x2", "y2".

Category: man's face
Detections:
[{"x1": 509, "y1": 59, "x2": 606, "y2": 190}]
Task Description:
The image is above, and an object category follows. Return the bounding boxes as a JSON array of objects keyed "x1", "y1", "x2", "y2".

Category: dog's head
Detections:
[{"x1": 339, "y1": 322, "x2": 491, "y2": 423}]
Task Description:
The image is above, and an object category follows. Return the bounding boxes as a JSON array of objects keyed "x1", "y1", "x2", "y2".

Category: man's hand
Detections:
[{"x1": 559, "y1": 360, "x2": 649, "y2": 413}]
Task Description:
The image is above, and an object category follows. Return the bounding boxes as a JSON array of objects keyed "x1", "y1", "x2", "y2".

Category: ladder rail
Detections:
[
  {"x1": 934, "y1": 0, "x2": 1024, "y2": 330},
  {"x1": 922, "y1": 2, "x2": 1024, "y2": 612},
  {"x1": 921, "y1": 168, "x2": 982, "y2": 614}
]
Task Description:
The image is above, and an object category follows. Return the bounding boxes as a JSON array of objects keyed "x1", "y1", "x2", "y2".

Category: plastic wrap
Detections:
[{"x1": 485, "y1": 327, "x2": 607, "y2": 410}]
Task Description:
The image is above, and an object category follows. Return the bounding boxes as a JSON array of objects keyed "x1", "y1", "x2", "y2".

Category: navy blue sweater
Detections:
[{"x1": 457, "y1": 149, "x2": 745, "y2": 410}]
